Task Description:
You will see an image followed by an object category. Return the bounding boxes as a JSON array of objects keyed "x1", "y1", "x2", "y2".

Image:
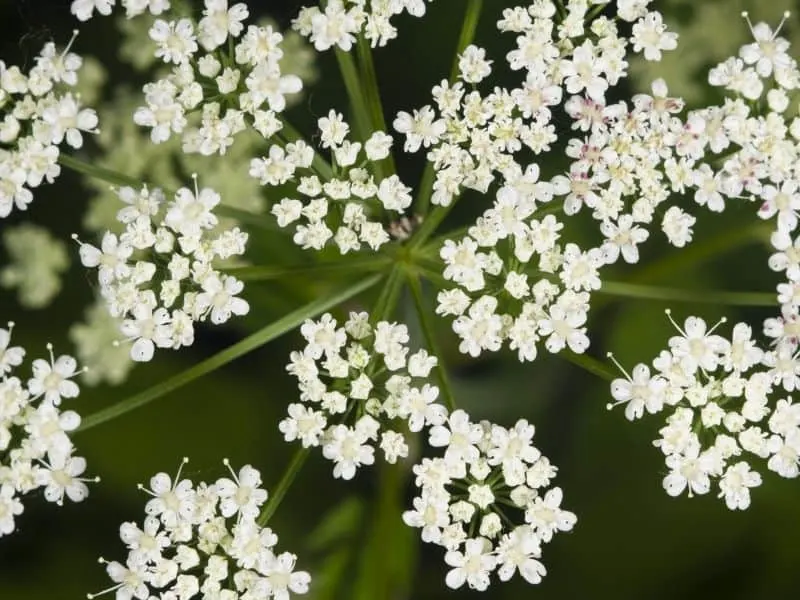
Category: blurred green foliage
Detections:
[{"x1": 1, "y1": 1, "x2": 799, "y2": 599}]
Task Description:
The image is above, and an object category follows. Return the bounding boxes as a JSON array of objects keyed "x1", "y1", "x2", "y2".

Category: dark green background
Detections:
[{"x1": 1, "y1": 0, "x2": 799, "y2": 598}]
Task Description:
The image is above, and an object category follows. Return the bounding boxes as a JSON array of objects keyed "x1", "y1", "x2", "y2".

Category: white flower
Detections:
[
  {"x1": 216, "y1": 461, "x2": 268, "y2": 519},
  {"x1": 198, "y1": 0, "x2": 250, "y2": 51},
  {"x1": 661, "y1": 206, "x2": 696, "y2": 248},
  {"x1": 0, "y1": 324, "x2": 25, "y2": 374},
  {"x1": 165, "y1": 185, "x2": 220, "y2": 237},
  {"x1": 459, "y1": 45, "x2": 492, "y2": 84},
  {"x1": 150, "y1": 18, "x2": 199, "y2": 65},
  {"x1": 718, "y1": 461, "x2": 761, "y2": 510},
  {"x1": 322, "y1": 423, "x2": 375, "y2": 480},
  {"x1": 93, "y1": 461, "x2": 310, "y2": 600},
  {"x1": 138, "y1": 461, "x2": 196, "y2": 527},
  {"x1": 27, "y1": 345, "x2": 81, "y2": 405},
  {"x1": 495, "y1": 526, "x2": 546, "y2": 584},
  {"x1": 631, "y1": 11, "x2": 678, "y2": 61},
  {"x1": 195, "y1": 275, "x2": 250, "y2": 325},
  {"x1": 70, "y1": 0, "x2": 115, "y2": 21},
  {"x1": 121, "y1": 304, "x2": 172, "y2": 362},
  {"x1": 524, "y1": 487, "x2": 577, "y2": 543},
  {"x1": 609, "y1": 362, "x2": 667, "y2": 421},
  {"x1": 429, "y1": 410, "x2": 482, "y2": 466},
  {"x1": 444, "y1": 537, "x2": 496, "y2": 591},
  {"x1": 36, "y1": 455, "x2": 94, "y2": 506}
]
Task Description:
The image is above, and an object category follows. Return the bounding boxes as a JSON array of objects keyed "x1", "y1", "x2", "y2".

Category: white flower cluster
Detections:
[
  {"x1": 403, "y1": 410, "x2": 576, "y2": 591},
  {"x1": 602, "y1": 13, "x2": 800, "y2": 510},
  {"x1": 436, "y1": 186, "x2": 593, "y2": 362},
  {"x1": 132, "y1": 0, "x2": 303, "y2": 155},
  {"x1": 0, "y1": 34, "x2": 99, "y2": 218},
  {"x1": 90, "y1": 459, "x2": 310, "y2": 600},
  {"x1": 608, "y1": 312, "x2": 800, "y2": 510},
  {"x1": 71, "y1": 0, "x2": 171, "y2": 21},
  {"x1": 293, "y1": 0, "x2": 433, "y2": 50},
  {"x1": 282, "y1": 311, "x2": 443, "y2": 479},
  {"x1": 419, "y1": 7, "x2": 800, "y2": 365},
  {"x1": 75, "y1": 182, "x2": 249, "y2": 362},
  {"x1": 702, "y1": 17, "x2": 800, "y2": 365},
  {"x1": 253, "y1": 111, "x2": 408, "y2": 253},
  {"x1": 284, "y1": 314, "x2": 576, "y2": 588},
  {"x1": 394, "y1": 1, "x2": 678, "y2": 208},
  {"x1": 1, "y1": 224, "x2": 69, "y2": 309},
  {"x1": 0, "y1": 324, "x2": 96, "y2": 537}
]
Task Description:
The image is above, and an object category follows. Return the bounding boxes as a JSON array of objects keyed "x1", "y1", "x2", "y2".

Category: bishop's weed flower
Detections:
[
  {"x1": 251, "y1": 111, "x2": 407, "y2": 254},
  {"x1": 607, "y1": 312, "x2": 800, "y2": 510},
  {"x1": 89, "y1": 459, "x2": 311, "y2": 600},
  {"x1": 282, "y1": 311, "x2": 444, "y2": 479},
  {"x1": 1, "y1": 224, "x2": 69, "y2": 309},
  {"x1": 4, "y1": 0, "x2": 800, "y2": 597},
  {"x1": 0, "y1": 324, "x2": 97, "y2": 538},
  {"x1": 404, "y1": 410, "x2": 576, "y2": 590},
  {"x1": 0, "y1": 32, "x2": 99, "y2": 218},
  {"x1": 74, "y1": 180, "x2": 249, "y2": 362}
]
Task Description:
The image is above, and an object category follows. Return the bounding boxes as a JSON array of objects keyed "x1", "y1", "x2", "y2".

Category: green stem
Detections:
[
  {"x1": 76, "y1": 275, "x2": 383, "y2": 432},
  {"x1": 406, "y1": 272, "x2": 456, "y2": 411},
  {"x1": 224, "y1": 255, "x2": 392, "y2": 281},
  {"x1": 585, "y1": 2, "x2": 608, "y2": 21},
  {"x1": 414, "y1": 0, "x2": 483, "y2": 218},
  {"x1": 628, "y1": 221, "x2": 771, "y2": 285},
  {"x1": 409, "y1": 198, "x2": 458, "y2": 250},
  {"x1": 415, "y1": 264, "x2": 452, "y2": 290},
  {"x1": 335, "y1": 48, "x2": 375, "y2": 150},
  {"x1": 449, "y1": 0, "x2": 484, "y2": 82},
  {"x1": 216, "y1": 205, "x2": 283, "y2": 232},
  {"x1": 598, "y1": 281, "x2": 775, "y2": 307},
  {"x1": 370, "y1": 264, "x2": 405, "y2": 324},
  {"x1": 59, "y1": 153, "x2": 144, "y2": 189},
  {"x1": 561, "y1": 350, "x2": 616, "y2": 381},
  {"x1": 420, "y1": 224, "x2": 471, "y2": 258},
  {"x1": 61, "y1": 153, "x2": 298, "y2": 233},
  {"x1": 258, "y1": 446, "x2": 311, "y2": 526},
  {"x1": 356, "y1": 36, "x2": 396, "y2": 176}
]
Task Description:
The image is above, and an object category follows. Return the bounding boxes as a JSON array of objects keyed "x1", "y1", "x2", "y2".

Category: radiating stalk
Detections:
[
  {"x1": 407, "y1": 272, "x2": 457, "y2": 411},
  {"x1": 413, "y1": 0, "x2": 484, "y2": 219},
  {"x1": 77, "y1": 274, "x2": 383, "y2": 432}
]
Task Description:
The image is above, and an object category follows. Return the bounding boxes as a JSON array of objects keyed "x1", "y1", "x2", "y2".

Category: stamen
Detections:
[
  {"x1": 774, "y1": 11, "x2": 791, "y2": 39},
  {"x1": 606, "y1": 351, "x2": 632, "y2": 380},
  {"x1": 741, "y1": 11, "x2": 754, "y2": 35},
  {"x1": 174, "y1": 456, "x2": 189, "y2": 484},
  {"x1": 136, "y1": 483, "x2": 158, "y2": 497},
  {"x1": 222, "y1": 457, "x2": 239, "y2": 482},
  {"x1": 707, "y1": 316, "x2": 727, "y2": 335},
  {"x1": 62, "y1": 29, "x2": 80, "y2": 58},
  {"x1": 664, "y1": 309, "x2": 686, "y2": 336},
  {"x1": 87, "y1": 580, "x2": 122, "y2": 599}
]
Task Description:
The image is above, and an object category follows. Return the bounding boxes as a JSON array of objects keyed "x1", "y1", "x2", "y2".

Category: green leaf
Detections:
[
  {"x1": 306, "y1": 496, "x2": 365, "y2": 552},
  {"x1": 350, "y1": 462, "x2": 417, "y2": 600},
  {"x1": 598, "y1": 281, "x2": 775, "y2": 306},
  {"x1": 225, "y1": 255, "x2": 391, "y2": 282},
  {"x1": 76, "y1": 274, "x2": 383, "y2": 432},
  {"x1": 306, "y1": 548, "x2": 354, "y2": 600}
]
